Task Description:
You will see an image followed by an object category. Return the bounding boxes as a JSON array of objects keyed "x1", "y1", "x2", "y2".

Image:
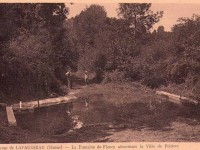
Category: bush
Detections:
[
  {"x1": 191, "y1": 77, "x2": 200, "y2": 101},
  {"x1": 141, "y1": 75, "x2": 167, "y2": 89},
  {"x1": 0, "y1": 29, "x2": 69, "y2": 102},
  {"x1": 103, "y1": 69, "x2": 127, "y2": 83},
  {"x1": 170, "y1": 62, "x2": 190, "y2": 84}
]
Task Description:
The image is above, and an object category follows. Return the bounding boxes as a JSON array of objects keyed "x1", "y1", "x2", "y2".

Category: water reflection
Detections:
[
  {"x1": 15, "y1": 93, "x2": 199, "y2": 136},
  {"x1": 70, "y1": 94, "x2": 116, "y2": 127},
  {"x1": 15, "y1": 103, "x2": 73, "y2": 134}
]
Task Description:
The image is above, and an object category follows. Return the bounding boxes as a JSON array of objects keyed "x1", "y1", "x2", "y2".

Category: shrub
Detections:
[
  {"x1": 191, "y1": 77, "x2": 200, "y2": 101},
  {"x1": 103, "y1": 69, "x2": 127, "y2": 83},
  {"x1": 170, "y1": 62, "x2": 190, "y2": 84},
  {"x1": 141, "y1": 74, "x2": 167, "y2": 89}
]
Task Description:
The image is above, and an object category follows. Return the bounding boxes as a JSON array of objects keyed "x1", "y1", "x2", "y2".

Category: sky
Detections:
[{"x1": 66, "y1": 3, "x2": 200, "y2": 31}]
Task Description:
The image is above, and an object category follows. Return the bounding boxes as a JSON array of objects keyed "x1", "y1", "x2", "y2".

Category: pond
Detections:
[{"x1": 15, "y1": 93, "x2": 185, "y2": 136}]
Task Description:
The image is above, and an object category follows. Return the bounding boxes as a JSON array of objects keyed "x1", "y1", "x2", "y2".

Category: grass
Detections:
[{"x1": 76, "y1": 82, "x2": 161, "y2": 105}]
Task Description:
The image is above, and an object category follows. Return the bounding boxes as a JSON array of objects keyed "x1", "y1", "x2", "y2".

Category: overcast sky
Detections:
[{"x1": 66, "y1": 3, "x2": 200, "y2": 31}]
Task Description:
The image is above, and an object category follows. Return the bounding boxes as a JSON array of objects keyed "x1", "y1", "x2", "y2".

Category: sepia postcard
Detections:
[{"x1": 0, "y1": 0, "x2": 200, "y2": 149}]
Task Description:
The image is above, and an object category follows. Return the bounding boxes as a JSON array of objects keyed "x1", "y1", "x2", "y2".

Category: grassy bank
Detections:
[{"x1": 77, "y1": 82, "x2": 159, "y2": 104}]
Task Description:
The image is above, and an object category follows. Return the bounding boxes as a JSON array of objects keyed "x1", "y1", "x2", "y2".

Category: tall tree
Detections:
[
  {"x1": 118, "y1": 3, "x2": 163, "y2": 45},
  {"x1": 70, "y1": 4, "x2": 107, "y2": 70}
]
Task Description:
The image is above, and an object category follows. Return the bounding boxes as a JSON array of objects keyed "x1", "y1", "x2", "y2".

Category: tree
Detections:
[
  {"x1": 0, "y1": 3, "x2": 71, "y2": 102},
  {"x1": 171, "y1": 14, "x2": 200, "y2": 86},
  {"x1": 118, "y1": 3, "x2": 163, "y2": 45},
  {"x1": 157, "y1": 25, "x2": 165, "y2": 33},
  {"x1": 69, "y1": 4, "x2": 107, "y2": 70},
  {"x1": 0, "y1": 4, "x2": 68, "y2": 38}
]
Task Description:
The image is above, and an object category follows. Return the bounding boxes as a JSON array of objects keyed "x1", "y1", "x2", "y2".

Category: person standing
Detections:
[
  {"x1": 84, "y1": 71, "x2": 89, "y2": 85},
  {"x1": 66, "y1": 69, "x2": 72, "y2": 89}
]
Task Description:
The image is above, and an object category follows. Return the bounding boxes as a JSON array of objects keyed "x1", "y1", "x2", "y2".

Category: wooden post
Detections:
[
  {"x1": 19, "y1": 101, "x2": 22, "y2": 109},
  {"x1": 38, "y1": 100, "x2": 40, "y2": 108}
]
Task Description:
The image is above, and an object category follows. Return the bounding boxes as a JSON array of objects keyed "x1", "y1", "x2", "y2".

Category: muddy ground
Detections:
[{"x1": 0, "y1": 79, "x2": 200, "y2": 143}]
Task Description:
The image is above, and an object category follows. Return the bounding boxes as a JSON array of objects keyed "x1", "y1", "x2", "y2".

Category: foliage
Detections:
[
  {"x1": 118, "y1": 3, "x2": 163, "y2": 42},
  {"x1": 191, "y1": 78, "x2": 200, "y2": 101},
  {"x1": 171, "y1": 14, "x2": 200, "y2": 100},
  {"x1": 67, "y1": 5, "x2": 107, "y2": 72},
  {"x1": 103, "y1": 69, "x2": 128, "y2": 83},
  {"x1": 1, "y1": 3, "x2": 200, "y2": 103},
  {"x1": 0, "y1": 3, "x2": 71, "y2": 103}
]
